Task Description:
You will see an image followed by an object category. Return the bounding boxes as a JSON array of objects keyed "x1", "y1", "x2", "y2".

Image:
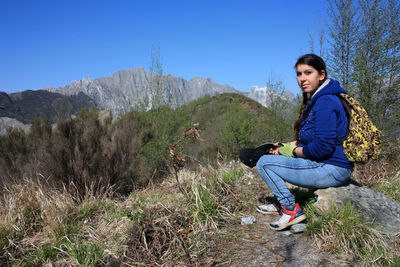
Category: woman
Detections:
[{"x1": 256, "y1": 54, "x2": 353, "y2": 231}]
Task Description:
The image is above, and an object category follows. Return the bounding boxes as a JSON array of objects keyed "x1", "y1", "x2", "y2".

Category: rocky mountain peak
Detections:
[
  {"x1": 45, "y1": 68, "x2": 240, "y2": 114},
  {"x1": 247, "y1": 86, "x2": 297, "y2": 107}
]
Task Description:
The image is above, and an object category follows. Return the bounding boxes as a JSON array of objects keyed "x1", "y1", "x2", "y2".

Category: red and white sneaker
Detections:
[{"x1": 269, "y1": 203, "x2": 306, "y2": 231}]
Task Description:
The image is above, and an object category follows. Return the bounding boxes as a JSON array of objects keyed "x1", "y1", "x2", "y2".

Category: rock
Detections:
[
  {"x1": 0, "y1": 117, "x2": 30, "y2": 135},
  {"x1": 241, "y1": 216, "x2": 256, "y2": 225},
  {"x1": 246, "y1": 172, "x2": 255, "y2": 179},
  {"x1": 282, "y1": 230, "x2": 292, "y2": 236},
  {"x1": 314, "y1": 184, "x2": 400, "y2": 236},
  {"x1": 291, "y1": 223, "x2": 307, "y2": 233},
  {"x1": 246, "y1": 85, "x2": 297, "y2": 108}
]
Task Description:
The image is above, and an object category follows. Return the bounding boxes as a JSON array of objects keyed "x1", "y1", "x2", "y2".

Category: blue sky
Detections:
[{"x1": 0, "y1": 0, "x2": 328, "y2": 94}]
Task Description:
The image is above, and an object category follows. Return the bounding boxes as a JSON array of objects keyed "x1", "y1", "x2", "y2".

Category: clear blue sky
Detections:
[{"x1": 0, "y1": 0, "x2": 328, "y2": 94}]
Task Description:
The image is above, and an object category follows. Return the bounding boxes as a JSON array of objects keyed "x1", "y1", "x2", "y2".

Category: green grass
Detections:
[
  {"x1": 0, "y1": 224, "x2": 16, "y2": 266},
  {"x1": 189, "y1": 181, "x2": 218, "y2": 225},
  {"x1": 73, "y1": 200, "x2": 107, "y2": 221},
  {"x1": 22, "y1": 243, "x2": 62, "y2": 267},
  {"x1": 221, "y1": 168, "x2": 243, "y2": 184},
  {"x1": 20, "y1": 240, "x2": 104, "y2": 267},
  {"x1": 66, "y1": 242, "x2": 104, "y2": 266}
]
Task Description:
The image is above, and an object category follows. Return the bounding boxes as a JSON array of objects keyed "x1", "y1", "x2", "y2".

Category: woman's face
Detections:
[{"x1": 296, "y1": 64, "x2": 326, "y2": 95}]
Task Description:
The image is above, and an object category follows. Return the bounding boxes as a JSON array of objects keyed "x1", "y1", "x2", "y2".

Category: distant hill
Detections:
[
  {"x1": 173, "y1": 93, "x2": 293, "y2": 161},
  {"x1": 0, "y1": 90, "x2": 95, "y2": 124}
]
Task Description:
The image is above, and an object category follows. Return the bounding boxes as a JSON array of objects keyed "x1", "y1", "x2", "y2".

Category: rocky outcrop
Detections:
[
  {"x1": 245, "y1": 86, "x2": 297, "y2": 107},
  {"x1": 45, "y1": 67, "x2": 240, "y2": 114},
  {"x1": 314, "y1": 184, "x2": 400, "y2": 236},
  {"x1": 0, "y1": 117, "x2": 30, "y2": 135}
]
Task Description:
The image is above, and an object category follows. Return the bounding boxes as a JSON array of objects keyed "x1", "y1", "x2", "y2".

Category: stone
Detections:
[
  {"x1": 247, "y1": 85, "x2": 297, "y2": 108},
  {"x1": 282, "y1": 230, "x2": 292, "y2": 236},
  {"x1": 291, "y1": 223, "x2": 307, "y2": 233},
  {"x1": 246, "y1": 172, "x2": 255, "y2": 180},
  {"x1": 241, "y1": 216, "x2": 256, "y2": 225},
  {"x1": 0, "y1": 117, "x2": 30, "y2": 135},
  {"x1": 314, "y1": 184, "x2": 400, "y2": 236}
]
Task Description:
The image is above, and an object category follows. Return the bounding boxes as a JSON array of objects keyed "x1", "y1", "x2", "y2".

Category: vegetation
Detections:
[
  {"x1": 0, "y1": 93, "x2": 291, "y2": 199},
  {"x1": 326, "y1": 0, "x2": 400, "y2": 135},
  {"x1": 0, "y1": 158, "x2": 263, "y2": 266},
  {"x1": 0, "y1": 156, "x2": 398, "y2": 266}
]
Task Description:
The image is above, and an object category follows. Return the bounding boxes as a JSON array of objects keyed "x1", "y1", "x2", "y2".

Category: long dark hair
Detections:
[{"x1": 293, "y1": 54, "x2": 328, "y2": 141}]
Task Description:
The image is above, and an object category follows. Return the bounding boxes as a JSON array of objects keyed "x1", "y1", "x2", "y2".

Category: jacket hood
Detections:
[{"x1": 307, "y1": 79, "x2": 347, "y2": 106}]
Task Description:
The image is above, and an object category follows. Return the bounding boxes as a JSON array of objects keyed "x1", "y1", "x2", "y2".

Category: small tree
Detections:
[
  {"x1": 326, "y1": 0, "x2": 359, "y2": 90},
  {"x1": 137, "y1": 46, "x2": 169, "y2": 112},
  {"x1": 353, "y1": 0, "x2": 400, "y2": 130},
  {"x1": 326, "y1": 0, "x2": 400, "y2": 133},
  {"x1": 265, "y1": 70, "x2": 291, "y2": 122}
]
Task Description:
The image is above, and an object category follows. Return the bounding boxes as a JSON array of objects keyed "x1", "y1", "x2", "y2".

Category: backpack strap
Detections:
[{"x1": 336, "y1": 95, "x2": 352, "y2": 144}]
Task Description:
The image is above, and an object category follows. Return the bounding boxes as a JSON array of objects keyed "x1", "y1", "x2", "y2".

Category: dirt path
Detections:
[
  {"x1": 213, "y1": 212, "x2": 352, "y2": 266},
  {"x1": 210, "y1": 169, "x2": 353, "y2": 267}
]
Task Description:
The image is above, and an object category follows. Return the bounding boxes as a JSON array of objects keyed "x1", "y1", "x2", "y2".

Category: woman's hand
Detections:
[
  {"x1": 269, "y1": 142, "x2": 302, "y2": 157},
  {"x1": 277, "y1": 143, "x2": 296, "y2": 157},
  {"x1": 289, "y1": 140, "x2": 298, "y2": 146},
  {"x1": 268, "y1": 142, "x2": 281, "y2": 155}
]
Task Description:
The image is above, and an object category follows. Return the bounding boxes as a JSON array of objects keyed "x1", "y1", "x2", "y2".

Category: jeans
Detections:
[{"x1": 256, "y1": 155, "x2": 352, "y2": 206}]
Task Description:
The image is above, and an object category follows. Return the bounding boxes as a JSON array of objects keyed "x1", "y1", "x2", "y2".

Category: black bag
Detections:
[{"x1": 239, "y1": 143, "x2": 280, "y2": 168}]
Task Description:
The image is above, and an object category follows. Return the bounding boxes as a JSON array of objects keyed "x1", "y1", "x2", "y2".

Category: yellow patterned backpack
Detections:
[{"x1": 337, "y1": 93, "x2": 382, "y2": 163}]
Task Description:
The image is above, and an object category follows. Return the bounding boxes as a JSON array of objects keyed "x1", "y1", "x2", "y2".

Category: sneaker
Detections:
[
  {"x1": 256, "y1": 199, "x2": 282, "y2": 214},
  {"x1": 269, "y1": 203, "x2": 306, "y2": 231}
]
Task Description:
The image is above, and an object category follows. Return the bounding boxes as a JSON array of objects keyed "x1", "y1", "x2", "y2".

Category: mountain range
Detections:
[
  {"x1": 45, "y1": 67, "x2": 241, "y2": 114},
  {"x1": 0, "y1": 67, "x2": 296, "y2": 127}
]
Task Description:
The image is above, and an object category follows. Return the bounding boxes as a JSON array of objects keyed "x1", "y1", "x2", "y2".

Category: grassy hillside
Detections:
[{"x1": 174, "y1": 93, "x2": 293, "y2": 162}]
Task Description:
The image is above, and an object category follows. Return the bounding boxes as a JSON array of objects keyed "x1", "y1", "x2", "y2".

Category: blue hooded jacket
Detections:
[{"x1": 298, "y1": 79, "x2": 353, "y2": 169}]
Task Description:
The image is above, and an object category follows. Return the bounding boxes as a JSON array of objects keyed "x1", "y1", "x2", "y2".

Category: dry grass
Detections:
[
  {"x1": 372, "y1": 170, "x2": 400, "y2": 202},
  {"x1": 2, "y1": 158, "x2": 398, "y2": 266},
  {"x1": 0, "y1": 174, "x2": 116, "y2": 265},
  {"x1": 351, "y1": 159, "x2": 398, "y2": 187},
  {"x1": 306, "y1": 201, "x2": 399, "y2": 266},
  {"x1": 0, "y1": 160, "x2": 255, "y2": 266}
]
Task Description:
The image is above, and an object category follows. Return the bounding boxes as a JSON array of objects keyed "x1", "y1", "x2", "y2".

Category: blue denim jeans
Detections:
[{"x1": 256, "y1": 155, "x2": 352, "y2": 206}]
